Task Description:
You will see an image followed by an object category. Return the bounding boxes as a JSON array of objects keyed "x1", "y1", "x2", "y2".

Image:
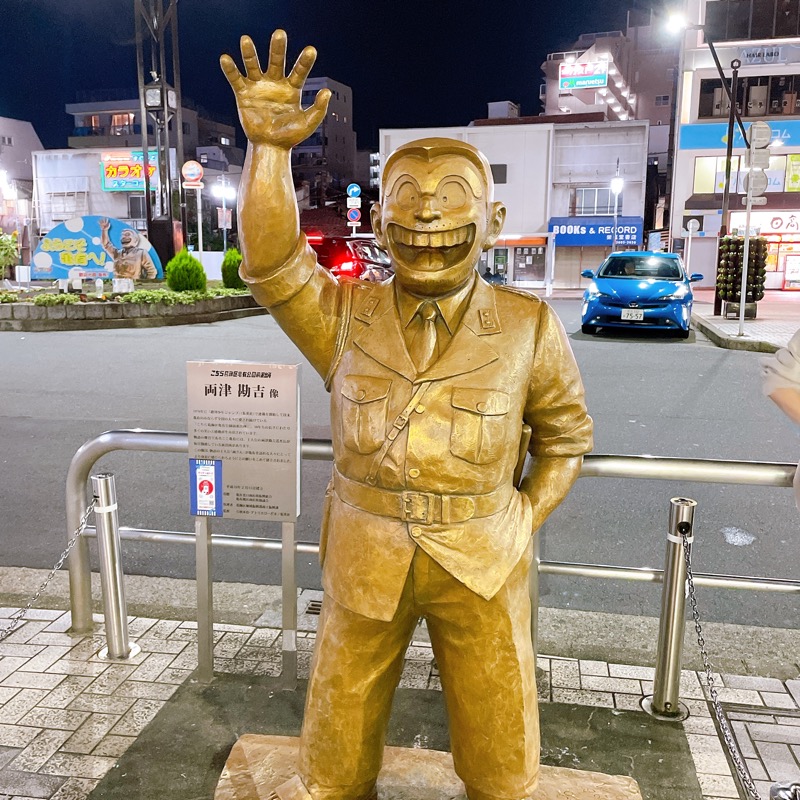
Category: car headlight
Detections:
[
  {"x1": 664, "y1": 284, "x2": 689, "y2": 300},
  {"x1": 586, "y1": 282, "x2": 609, "y2": 299}
]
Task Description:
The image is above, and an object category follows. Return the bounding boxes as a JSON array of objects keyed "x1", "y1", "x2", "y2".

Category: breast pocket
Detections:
[
  {"x1": 450, "y1": 388, "x2": 510, "y2": 465},
  {"x1": 340, "y1": 375, "x2": 393, "y2": 454}
]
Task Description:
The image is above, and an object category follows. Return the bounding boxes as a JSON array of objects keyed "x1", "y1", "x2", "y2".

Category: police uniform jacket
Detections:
[{"x1": 244, "y1": 234, "x2": 593, "y2": 622}]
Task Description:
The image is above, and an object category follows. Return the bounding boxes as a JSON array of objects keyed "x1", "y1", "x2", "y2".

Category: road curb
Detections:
[{"x1": 692, "y1": 312, "x2": 779, "y2": 353}]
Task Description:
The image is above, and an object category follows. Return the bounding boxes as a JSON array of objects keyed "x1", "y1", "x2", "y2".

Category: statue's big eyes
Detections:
[
  {"x1": 437, "y1": 180, "x2": 467, "y2": 210},
  {"x1": 395, "y1": 181, "x2": 420, "y2": 210}
]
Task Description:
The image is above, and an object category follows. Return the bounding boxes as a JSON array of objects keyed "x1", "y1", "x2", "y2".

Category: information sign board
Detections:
[
  {"x1": 558, "y1": 61, "x2": 609, "y2": 91},
  {"x1": 187, "y1": 361, "x2": 300, "y2": 521},
  {"x1": 347, "y1": 208, "x2": 361, "y2": 223}
]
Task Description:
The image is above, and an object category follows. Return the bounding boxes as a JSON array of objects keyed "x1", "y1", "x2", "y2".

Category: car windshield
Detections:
[
  {"x1": 351, "y1": 241, "x2": 391, "y2": 265},
  {"x1": 598, "y1": 256, "x2": 683, "y2": 280}
]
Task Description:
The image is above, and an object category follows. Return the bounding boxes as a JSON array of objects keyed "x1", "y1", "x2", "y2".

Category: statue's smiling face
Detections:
[{"x1": 375, "y1": 153, "x2": 503, "y2": 296}]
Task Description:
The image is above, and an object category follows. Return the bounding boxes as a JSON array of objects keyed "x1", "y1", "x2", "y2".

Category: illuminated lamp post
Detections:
[
  {"x1": 212, "y1": 174, "x2": 237, "y2": 253},
  {"x1": 611, "y1": 165, "x2": 624, "y2": 251}
]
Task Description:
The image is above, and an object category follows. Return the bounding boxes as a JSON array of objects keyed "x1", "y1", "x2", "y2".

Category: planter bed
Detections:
[{"x1": 0, "y1": 294, "x2": 265, "y2": 332}]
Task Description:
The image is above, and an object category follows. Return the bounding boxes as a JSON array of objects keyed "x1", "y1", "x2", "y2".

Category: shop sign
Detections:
[
  {"x1": 100, "y1": 150, "x2": 159, "y2": 192},
  {"x1": 714, "y1": 164, "x2": 786, "y2": 193},
  {"x1": 548, "y1": 216, "x2": 643, "y2": 246},
  {"x1": 787, "y1": 154, "x2": 800, "y2": 192},
  {"x1": 729, "y1": 210, "x2": 800, "y2": 235},
  {"x1": 31, "y1": 215, "x2": 163, "y2": 280},
  {"x1": 679, "y1": 121, "x2": 800, "y2": 150},
  {"x1": 558, "y1": 61, "x2": 608, "y2": 91}
]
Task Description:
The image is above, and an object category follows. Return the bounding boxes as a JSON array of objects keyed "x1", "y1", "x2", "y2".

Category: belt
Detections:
[{"x1": 333, "y1": 470, "x2": 514, "y2": 525}]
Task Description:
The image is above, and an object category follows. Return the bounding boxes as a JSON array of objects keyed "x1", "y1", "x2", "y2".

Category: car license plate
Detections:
[{"x1": 621, "y1": 308, "x2": 644, "y2": 321}]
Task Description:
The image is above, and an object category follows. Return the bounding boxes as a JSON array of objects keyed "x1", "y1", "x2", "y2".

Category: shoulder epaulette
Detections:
[{"x1": 495, "y1": 284, "x2": 542, "y2": 304}]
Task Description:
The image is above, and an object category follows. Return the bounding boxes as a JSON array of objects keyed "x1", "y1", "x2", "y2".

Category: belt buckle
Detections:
[{"x1": 402, "y1": 491, "x2": 435, "y2": 524}]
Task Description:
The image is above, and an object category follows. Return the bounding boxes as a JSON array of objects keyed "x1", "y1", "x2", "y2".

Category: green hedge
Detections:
[
  {"x1": 165, "y1": 248, "x2": 207, "y2": 292},
  {"x1": 221, "y1": 248, "x2": 246, "y2": 289}
]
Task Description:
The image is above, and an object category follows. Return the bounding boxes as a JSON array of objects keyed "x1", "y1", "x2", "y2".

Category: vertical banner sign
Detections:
[{"x1": 187, "y1": 361, "x2": 301, "y2": 521}]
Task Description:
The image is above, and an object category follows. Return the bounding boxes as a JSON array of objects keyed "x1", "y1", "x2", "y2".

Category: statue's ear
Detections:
[
  {"x1": 371, "y1": 203, "x2": 386, "y2": 248},
  {"x1": 482, "y1": 202, "x2": 506, "y2": 251}
]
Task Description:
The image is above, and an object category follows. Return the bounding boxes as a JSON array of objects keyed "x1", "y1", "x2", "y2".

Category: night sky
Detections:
[{"x1": 2, "y1": 0, "x2": 663, "y2": 152}]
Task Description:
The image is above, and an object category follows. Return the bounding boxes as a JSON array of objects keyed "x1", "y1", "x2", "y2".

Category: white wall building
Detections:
[
  {"x1": 670, "y1": 0, "x2": 800, "y2": 289},
  {"x1": 0, "y1": 116, "x2": 43, "y2": 244},
  {"x1": 380, "y1": 119, "x2": 648, "y2": 288}
]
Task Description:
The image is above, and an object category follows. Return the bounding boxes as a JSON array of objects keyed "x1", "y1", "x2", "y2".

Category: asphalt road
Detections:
[{"x1": 1, "y1": 301, "x2": 797, "y2": 630}]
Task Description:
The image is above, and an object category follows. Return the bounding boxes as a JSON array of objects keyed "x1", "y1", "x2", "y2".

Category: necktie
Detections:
[{"x1": 410, "y1": 301, "x2": 439, "y2": 373}]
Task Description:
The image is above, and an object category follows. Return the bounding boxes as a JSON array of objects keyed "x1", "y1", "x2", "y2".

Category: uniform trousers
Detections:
[{"x1": 297, "y1": 542, "x2": 539, "y2": 800}]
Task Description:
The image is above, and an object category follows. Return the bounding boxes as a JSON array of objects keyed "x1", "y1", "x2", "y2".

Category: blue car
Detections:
[{"x1": 580, "y1": 252, "x2": 703, "y2": 339}]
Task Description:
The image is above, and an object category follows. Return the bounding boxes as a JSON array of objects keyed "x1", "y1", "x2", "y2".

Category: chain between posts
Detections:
[
  {"x1": 682, "y1": 527, "x2": 764, "y2": 800},
  {"x1": 0, "y1": 498, "x2": 97, "y2": 643}
]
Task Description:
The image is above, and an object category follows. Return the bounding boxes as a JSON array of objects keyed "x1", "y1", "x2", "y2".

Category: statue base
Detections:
[{"x1": 215, "y1": 734, "x2": 642, "y2": 800}]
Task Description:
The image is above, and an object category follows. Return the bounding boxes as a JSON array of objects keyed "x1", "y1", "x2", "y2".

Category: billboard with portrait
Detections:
[{"x1": 31, "y1": 215, "x2": 163, "y2": 281}]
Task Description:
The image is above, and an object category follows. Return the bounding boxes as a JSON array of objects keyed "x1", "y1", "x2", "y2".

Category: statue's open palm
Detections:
[{"x1": 220, "y1": 30, "x2": 330, "y2": 149}]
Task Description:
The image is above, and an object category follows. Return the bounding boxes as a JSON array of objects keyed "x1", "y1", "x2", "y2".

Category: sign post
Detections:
[
  {"x1": 738, "y1": 121, "x2": 772, "y2": 336},
  {"x1": 346, "y1": 184, "x2": 362, "y2": 232},
  {"x1": 182, "y1": 161, "x2": 205, "y2": 266},
  {"x1": 187, "y1": 360, "x2": 301, "y2": 684}
]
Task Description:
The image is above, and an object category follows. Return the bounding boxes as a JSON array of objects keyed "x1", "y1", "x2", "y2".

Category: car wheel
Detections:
[
  {"x1": 581, "y1": 324, "x2": 597, "y2": 335},
  {"x1": 678, "y1": 327, "x2": 691, "y2": 340}
]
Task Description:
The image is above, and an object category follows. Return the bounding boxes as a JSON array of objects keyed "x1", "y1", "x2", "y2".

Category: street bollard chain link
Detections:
[
  {"x1": 0, "y1": 498, "x2": 96, "y2": 643},
  {"x1": 682, "y1": 529, "x2": 764, "y2": 800}
]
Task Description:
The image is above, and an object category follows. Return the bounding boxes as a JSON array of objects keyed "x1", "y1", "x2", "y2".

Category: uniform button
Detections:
[
  {"x1": 476, "y1": 401, "x2": 488, "y2": 412},
  {"x1": 356, "y1": 389, "x2": 366, "y2": 400},
  {"x1": 408, "y1": 468, "x2": 420, "y2": 478},
  {"x1": 415, "y1": 404, "x2": 425, "y2": 413},
  {"x1": 411, "y1": 526, "x2": 422, "y2": 537}
]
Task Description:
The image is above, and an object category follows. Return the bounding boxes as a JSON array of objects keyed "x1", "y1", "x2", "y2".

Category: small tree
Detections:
[
  {"x1": 221, "y1": 247, "x2": 246, "y2": 289},
  {"x1": 0, "y1": 233, "x2": 18, "y2": 281},
  {"x1": 165, "y1": 248, "x2": 207, "y2": 292}
]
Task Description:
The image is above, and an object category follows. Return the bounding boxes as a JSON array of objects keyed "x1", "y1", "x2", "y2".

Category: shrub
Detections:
[
  {"x1": 0, "y1": 233, "x2": 18, "y2": 280},
  {"x1": 0, "y1": 291, "x2": 18, "y2": 303},
  {"x1": 165, "y1": 248, "x2": 207, "y2": 292},
  {"x1": 33, "y1": 293, "x2": 79, "y2": 306},
  {"x1": 221, "y1": 248, "x2": 246, "y2": 289}
]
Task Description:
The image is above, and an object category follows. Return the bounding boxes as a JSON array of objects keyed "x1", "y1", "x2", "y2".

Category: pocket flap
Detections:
[
  {"x1": 341, "y1": 375, "x2": 392, "y2": 403},
  {"x1": 451, "y1": 388, "x2": 509, "y2": 415}
]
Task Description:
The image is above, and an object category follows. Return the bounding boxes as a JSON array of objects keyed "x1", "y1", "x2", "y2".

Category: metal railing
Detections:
[{"x1": 67, "y1": 430, "x2": 800, "y2": 693}]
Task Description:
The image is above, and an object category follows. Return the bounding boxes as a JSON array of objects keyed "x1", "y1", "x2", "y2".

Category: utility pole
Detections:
[{"x1": 134, "y1": 0, "x2": 185, "y2": 264}]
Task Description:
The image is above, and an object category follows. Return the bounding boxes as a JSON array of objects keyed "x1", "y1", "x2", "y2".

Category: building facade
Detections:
[
  {"x1": 539, "y1": 11, "x2": 678, "y2": 224},
  {"x1": 0, "y1": 116, "x2": 42, "y2": 246},
  {"x1": 670, "y1": 0, "x2": 800, "y2": 289},
  {"x1": 380, "y1": 118, "x2": 649, "y2": 289},
  {"x1": 294, "y1": 77, "x2": 357, "y2": 197}
]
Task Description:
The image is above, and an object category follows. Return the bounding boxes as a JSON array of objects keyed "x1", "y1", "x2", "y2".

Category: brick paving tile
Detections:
[
  {"x1": 157, "y1": 667, "x2": 193, "y2": 685},
  {"x1": 682, "y1": 716, "x2": 718, "y2": 735},
  {"x1": 551, "y1": 688, "x2": 614, "y2": 708},
  {"x1": 114, "y1": 680, "x2": 179, "y2": 701},
  {"x1": 20, "y1": 646, "x2": 74, "y2": 674},
  {"x1": 612, "y1": 694, "x2": 644, "y2": 712},
  {"x1": 91, "y1": 733, "x2": 136, "y2": 758},
  {"x1": 777, "y1": 715, "x2": 800, "y2": 725},
  {"x1": 166, "y1": 627, "x2": 197, "y2": 642},
  {"x1": 0, "y1": 745, "x2": 19, "y2": 769},
  {"x1": 146, "y1": 620, "x2": 182, "y2": 638},
  {"x1": 127, "y1": 652, "x2": 176, "y2": 682},
  {"x1": 132, "y1": 637, "x2": 187, "y2": 655},
  {"x1": 8, "y1": 729, "x2": 72, "y2": 772},
  {"x1": 0, "y1": 687, "x2": 21, "y2": 705},
  {"x1": 42, "y1": 613, "x2": 73, "y2": 634},
  {"x1": 44, "y1": 660, "x2": 108, "y2": 678},
  {"x1": 696, "y1": 772, "x2": 740, "y2": 798},
  {"x1": 2, "y1": 621, "x2": 50, "y2": 645},
  {"x1": 608, "y1": 664, "x2": 654, "y2": 680},
  {"x1": 61, "y1": 713, "x2": 120, "y2": 755},
  {"x1": 744, "y1": 757, "x2": 770, "y2": 781},
  {"x1": 0, "y1": 690, "x2": 49, "y2": 724},
  {"x1": 754, "y1": 740, "x2": 800, "y2": 782},
  {"x1": 167, "y1": 648, "x2": 199, "y2": 671},
  {"x1": 38, "y1": 677, "x2": 94, "y2": 710},
  {"x1": 581, "y1": 676, "x2": 641, "y2": 694},
  {"x1": 723, "y1": 674, "x2": 786, "y2": 692},
  {"x1": 578, "y1": 659, "x2": 608, "y2": 677},
  {"x1": 49, "y1": 776, "x2": 100, "y2": 799},
  {"x1": 39, "y1": 752, "x2": 117, "y2": 780},
  {"x1": 21, "y1": 611, "x2": 64, "y2": 622},
  {"x1": 25, "y1": 633, "x2": 83, "y2": 649},
  {"x1": 63, "y1": 639, "x2": 105, "y2": 663},
  {"x1": 0, "y1": 644, "x2": 44, "y2": 658},
  {"x1": 0, "y1": 724, "x2": 41, "y2": 748},
  {"x1": 213, "y1": 632, "x2": 250, "y2": 659},
  {"x1": 731, "y1": 721, "x2": 759, "y2": 758},
  {"x1": 787, "y1": 680, "x2": 800, "y2": 707},
  {"x1": 0, "y1": 658, "x2": 30, "y2": 683},
  {"x1": 84, "y1": 665, "x2": 136, "y2": 696},
  {"x1": 748, "y1": 721, "x2": 800, "y2": 744},
  {"x1": 549, "y1": 660, "x2": 581, "y2": 689},
  {"x1": 126, "y1": 618, "x2": 159, "y2": 637},
  {"x1": 108, "y1": 698, "x2": 164, "y2": 736},
  {"x1": 0, "y1": 767, "x2": 65, "y2": 797},
  {"x1": 17, "y1": 708, "x2": 89, "y2": 732},
  {"x1": 244, "y1": 629, "x2": 280, "y2": 648},
  {"x1": 67, "y1": 694, "x2": 135, "y2": 716},
  {"x1": 760, "y1": 690, "x2": 798, "y2": 709},
  {"x1": 1, "y1": 672, "x2": 65, "y2": 691}
]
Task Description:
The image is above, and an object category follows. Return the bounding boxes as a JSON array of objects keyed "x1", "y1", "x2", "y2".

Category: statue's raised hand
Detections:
[{"x1": 220, "y1": 30, "x2": 330, "y2": 149}]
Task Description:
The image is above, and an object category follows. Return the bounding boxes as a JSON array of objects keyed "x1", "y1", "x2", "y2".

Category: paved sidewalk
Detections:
[
  {"x1": 1, "y1": 601, "x2": 798, "y2": 800},
  {"x1": 691, "y1": 288, "x2": 800, "y2": 353}
]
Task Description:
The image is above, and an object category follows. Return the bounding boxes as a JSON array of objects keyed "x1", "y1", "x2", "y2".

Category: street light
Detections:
[
  {"x1": 611, "y1": 164, "x2": 624, "y2": 251},
  {"x1": 212, "y1": 174, "x2": 237, "y2": 253}
]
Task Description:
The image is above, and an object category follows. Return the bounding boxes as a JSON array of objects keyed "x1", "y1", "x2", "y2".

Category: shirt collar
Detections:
[{"x1": 396, "y1": 272, "x2": 476, "y2": 335}]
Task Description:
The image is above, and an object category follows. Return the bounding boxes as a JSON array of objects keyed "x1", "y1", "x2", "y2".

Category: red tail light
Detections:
[{"x1": 334, "y1": 260, "x2": 358, "y2": 276}]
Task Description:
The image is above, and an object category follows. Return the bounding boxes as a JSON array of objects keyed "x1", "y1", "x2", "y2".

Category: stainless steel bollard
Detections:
[
  {"x1": 91, "y1": 474, "x2": 140, "y2": 661},
  {"x1": 642, "y1": 497, "x2": 696, "y2": 721}
]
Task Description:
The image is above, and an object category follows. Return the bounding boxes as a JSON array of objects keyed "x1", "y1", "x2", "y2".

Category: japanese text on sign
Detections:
[{"x1": 187, "y1": 361, "x2": 301, "y2": 521}]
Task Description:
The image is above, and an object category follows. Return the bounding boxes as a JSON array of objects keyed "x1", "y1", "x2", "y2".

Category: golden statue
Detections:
[{"x1": 221, "y1": 30, "x2": 593, "y2": 800}]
